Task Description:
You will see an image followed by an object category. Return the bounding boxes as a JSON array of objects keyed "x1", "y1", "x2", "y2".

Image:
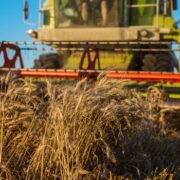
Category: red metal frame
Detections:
[
  {"x1": 0, "y1": 42, "x2": 24, "y2": 68},
  {"x1": 78, "y1": 45, "x2": 101, "y2": 79},
  {"x1": 1, "y1": 69, "x2": 180, "y2": 83},
  {"x1": 79, "y1": 45, "x2": 101, "y2": 70}
]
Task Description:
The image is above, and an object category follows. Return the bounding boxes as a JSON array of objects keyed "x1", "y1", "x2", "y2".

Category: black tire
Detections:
[
  {"x1": 33, "y1": 53, "x2": 64, "y2": 69},
  {"x1": 141, "y1": 52, "x2": 177, "y2": 72}
]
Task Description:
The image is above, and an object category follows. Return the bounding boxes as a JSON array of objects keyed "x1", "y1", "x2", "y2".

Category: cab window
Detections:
[{"x1": 56, "y1": 0, "x2": 118, "y2": 28}]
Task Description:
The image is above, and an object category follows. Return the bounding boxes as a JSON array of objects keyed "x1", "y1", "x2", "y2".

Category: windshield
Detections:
[
  {"x1": 55, "y1": 0, "x2": 119, "y2": 27},
  {"x1": 44, "y1": 0, "x2": 167, "y2": 28}
]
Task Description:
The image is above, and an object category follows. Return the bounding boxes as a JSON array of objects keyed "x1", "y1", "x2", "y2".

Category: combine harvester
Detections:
[{"x1": 0, "y1": 0, "x2": 180, "y2": 99}]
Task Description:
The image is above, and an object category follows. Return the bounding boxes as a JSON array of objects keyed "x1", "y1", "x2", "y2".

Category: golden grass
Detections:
[{"x1": 0, "y1": 74, "x2": 180, "y2": 179}]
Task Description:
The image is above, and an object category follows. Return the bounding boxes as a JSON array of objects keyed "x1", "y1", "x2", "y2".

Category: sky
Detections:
[
  {"x1": 0, "y1": 0, "x2": 180, "y2": 68},
  {"x1": 0, "y1": 0, "x2": 39, "y2": 41},
  {"x1": 0, "y1": 0, "x2": 41, "y2": 67}
]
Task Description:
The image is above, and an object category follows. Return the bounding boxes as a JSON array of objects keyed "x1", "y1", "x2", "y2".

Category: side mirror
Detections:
[
  {"x1": 23, "y1": 0, "x2": 29, "y2": 20},
  {"x1": 173, "y1": 0, "x2": 177, "y2": 10}
]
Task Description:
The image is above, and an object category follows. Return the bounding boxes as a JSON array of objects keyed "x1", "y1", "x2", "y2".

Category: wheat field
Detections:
[{"x1": 0, "y1": 74, "x2": 180, "y2": 179}]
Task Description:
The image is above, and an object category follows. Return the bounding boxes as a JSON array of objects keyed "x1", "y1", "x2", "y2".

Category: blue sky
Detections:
[
  {"x1": 0, "y1": 1, "x2": 180, "y2": 68},
  {"x1": 0, "y1": 0, "x2": 39, "y2": 41}
]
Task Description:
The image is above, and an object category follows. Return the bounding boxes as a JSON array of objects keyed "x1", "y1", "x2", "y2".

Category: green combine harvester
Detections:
[
  {"x1": 22, "y1": 0, "x2": 180, "y2": 98},
  {"x1": 25, "y1": 0, "x2": 180, "y2": 71}
]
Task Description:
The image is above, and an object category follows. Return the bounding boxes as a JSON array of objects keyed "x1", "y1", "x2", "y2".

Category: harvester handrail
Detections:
[
  {"x1": 3, "y1": 41, "x2": 179, "y2": 45},
  {"x1": 128, "y1": 4, "x2": 157, "y2": 8}
]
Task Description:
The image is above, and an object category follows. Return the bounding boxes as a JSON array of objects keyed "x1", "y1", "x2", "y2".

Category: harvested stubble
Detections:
[{"x1": 0, "y1": 74, "x2": 180, "y2": 180}]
